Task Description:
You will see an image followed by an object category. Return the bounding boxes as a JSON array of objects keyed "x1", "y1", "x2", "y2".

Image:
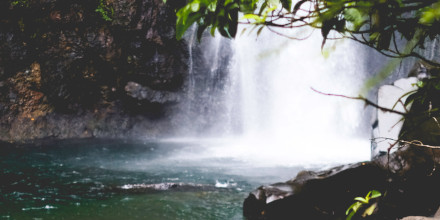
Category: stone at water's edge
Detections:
[
  {"x1": 243, "y1": 162, "x2": 387, "y2": 219},
  {"x1": 243, "y1": 146, "x2": 440, "y2": 219}
]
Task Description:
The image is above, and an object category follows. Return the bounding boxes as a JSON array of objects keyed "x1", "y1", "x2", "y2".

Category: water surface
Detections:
[{"x1": 0, "y1": 139, "x2": 306, "y2": 219}]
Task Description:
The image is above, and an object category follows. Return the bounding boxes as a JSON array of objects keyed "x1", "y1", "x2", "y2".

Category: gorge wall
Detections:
[{"x1": 0, "y1": 0, "x2": 234, "y2": 141}]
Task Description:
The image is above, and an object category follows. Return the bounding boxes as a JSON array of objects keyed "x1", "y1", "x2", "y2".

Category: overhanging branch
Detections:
[{"x1": 310, "y1": 87, "x2": 407, "y2": 116}]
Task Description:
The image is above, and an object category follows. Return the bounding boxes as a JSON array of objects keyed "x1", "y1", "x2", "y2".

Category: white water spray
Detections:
[
  {"x1": 207, "y1": 27, "x2": 372, "y2": 166},
  {"x1": 179, "y1": 26, "x2": 372, "y2": 167}
]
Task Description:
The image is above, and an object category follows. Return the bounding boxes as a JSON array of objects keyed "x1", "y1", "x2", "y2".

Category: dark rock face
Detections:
[
  {"x1": 243, "y1": 146, "x2": 440, "y2": 219},
  {"x1": 0, "y1": 0, "x2": 190, "y2": 141}
]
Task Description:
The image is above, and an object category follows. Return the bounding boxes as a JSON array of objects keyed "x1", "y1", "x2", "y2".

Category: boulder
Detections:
[
  {"x1": 402, "y1": 207, "x2": 440, "y2": 220},
  {"x1": 243, "y1": 146, "x2": 440, "y2": 219}
]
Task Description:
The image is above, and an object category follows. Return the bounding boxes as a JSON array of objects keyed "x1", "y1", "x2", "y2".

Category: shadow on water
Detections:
[{"x1": 0, "y1": 139, "x2": 306, "y2": 219}]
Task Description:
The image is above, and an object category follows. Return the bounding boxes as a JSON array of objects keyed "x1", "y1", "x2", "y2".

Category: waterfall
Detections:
[
  {"x1": 177, "y1": 29, "x2": 237, "y2": 136},
  {"x1": 180, "y1": 26, "x2": 372, "y2": 166}
]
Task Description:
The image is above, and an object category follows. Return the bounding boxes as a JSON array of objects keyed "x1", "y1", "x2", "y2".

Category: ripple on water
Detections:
[
  {"x1": 215, "y1": 179, "x2": 238, "y2": 188},
  {"x1": 22, "y1": 205, "x2": 57, "y2": 211}
]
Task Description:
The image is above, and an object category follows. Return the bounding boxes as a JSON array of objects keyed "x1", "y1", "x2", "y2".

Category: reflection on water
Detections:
[{"x1": 0, "y1": 139, "x2": 306, "y2": 219}]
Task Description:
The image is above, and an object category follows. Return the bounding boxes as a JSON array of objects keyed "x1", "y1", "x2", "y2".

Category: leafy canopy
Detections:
[{"x1": 169, "y1": 0, "x2": 440, "y2": 66}]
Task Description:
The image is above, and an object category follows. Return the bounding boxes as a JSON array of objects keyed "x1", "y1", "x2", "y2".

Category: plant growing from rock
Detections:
[
  {"x1": 10, "y1": 0, "x2": 29, "y2": 7},
  {"x1": 346, "y1": 190, "x2": 382, "y2": 220},
  {"x1": 95, "y1": 0, "x2": 114, "y2": 21}
]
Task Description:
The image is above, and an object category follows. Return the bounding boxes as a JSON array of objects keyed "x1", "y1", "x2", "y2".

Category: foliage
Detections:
[
  {"x1": 10, "y1": 0, "x2": 29, "y2": 8},
  {"x1": 11, "y1": 0, "x2": 114, "y2": 22},
  {"x1": 172, "y1": 0, "x2": 241, "y2": 40},
  {"x1": 345, "y1": 190, "x2": 382, "y2": 220},
  {"x1": 399, "y1": 72, "x2": 440, "y2": 145},
  {"x1": 95, "y1": 0, "x2": 114, "y2": 21},
  {"x1": 168, "y1": 0, "x2": 440, "y2": 66}
]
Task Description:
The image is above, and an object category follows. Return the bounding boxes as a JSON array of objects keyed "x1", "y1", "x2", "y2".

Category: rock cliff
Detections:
[{"x1": 0, "y1": 0, "x2": 190, "y2": 141}]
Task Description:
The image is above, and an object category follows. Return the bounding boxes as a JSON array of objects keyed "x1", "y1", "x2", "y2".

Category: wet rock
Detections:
[
  {"x1": 125, "y1": 81, "x2": 179, "y2": 104},
  {"x1": 244, "y1": 162, "x2": 387, "y2": 219},
  {"x1": 243, "y1": 146, "x2": 440, "y2": 220},
  {"x1": 402, "y1": 217, "x2": 439, "y2": 220},
  {"x1": 0, "y1": 0, "x2": 188, "y2": 142},
  {"x1": 401, "y1": 207, "x2": 440, "y2": 220}
]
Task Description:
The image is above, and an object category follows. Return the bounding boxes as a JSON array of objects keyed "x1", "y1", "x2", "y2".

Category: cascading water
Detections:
[
  {"x1": 182, "y1": 26, "x2": 373, "y2": 166},
  {"x1": 177, "y1": 28, "x2": 238, "y2": 136}
]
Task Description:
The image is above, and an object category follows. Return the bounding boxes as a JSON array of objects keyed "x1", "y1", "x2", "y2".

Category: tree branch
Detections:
[
  {"x1": 373, "y1": 137, "x2": 440, "y2": 149},
  {"x1": 310, "y1": 87, "x2": 407, "y2": 116}
]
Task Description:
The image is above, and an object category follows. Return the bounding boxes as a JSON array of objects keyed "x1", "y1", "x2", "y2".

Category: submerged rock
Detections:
[{"x1": 243, "y1": 146, "x2": 440, "y2": 219}]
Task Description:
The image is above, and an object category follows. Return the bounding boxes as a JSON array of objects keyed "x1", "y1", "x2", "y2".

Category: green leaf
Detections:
[
  {"x1": 362, "y1": 203, "x2": 378, "y2": 217},
  {"x1": 190, "y1": 2, "x2": 200, "y2": 12},
  {"x1": 369, "y1": 32, "x2": 380, "y2": 42},
  {"x1": 346, "y1": 211, "x2": 355, "y2": 220},
  {"x1": 248, "y1": 24, "x2": 259, "y2": 35},
  {"x1": 95, "y1": 0, "x2": 114, "y2": 21},
  {"x1": 258, "y1": 1, "x2": 267, "y2": 16},
  {"x1": 392, "y1": 90, "x2": 417, "y2": 110},
  {"x1": 377, "y1": 30, "x2": 392, "y2": 50},
  {"x1": 228, "y1": 11, "x2": 239, "y2": 37},
  {"x1": 344, "y1": 8, "x2": 364, "y2": 31},
  {"x1": 242, "y1": 14, "x2": 262, "y2": 20},
  {"x1": 435, "y1": 84, "x2": 440, "y2": 90},
  {"x1": 366, "y1": 190, "x2": 372, "y2": 198},
  {"x1": 335, "y1": 19, "x2": 345, "y2": 32},
  {"x1": 267, "y1": 0, "x2": 279, "y2": 7},
  {"x1": 239, "y1": 0, "x2": 257, "y2": 13},
  {"x1": 280, "y1": 0, "x2": 291, "y2": 12},
  {"x1": 346, "y1": 203, "x2": 355, "y2": 215},
  {"x1": 256, "y1": 25, "x2": 264, "y2": 36},
  {"x1": 176, "y1": 12, "x2": 202, "y2": 40},
  {"x1": 293, "y1": 0, "x2": 307, "y2": 14},
  {"x1": 320, "y1": 19, "x2": 334, "y2": 49},
  {"x1": 354, "y1": 197, "x2": 368, "y2": 204},
  {"x1": 208, "y1": 2, "x2": 216, "y2": 11},
  {"x1": 210, "y1": 24, "x2": 217, "y2": 36},
  {"x1": 369, "y1": 190, "x2": 382, "y2": 199},
  {"x1": 240, "y1": 27, "x2": 247, "y2": 36},
  {"x1": 197, "y1": 22, "x2": 209, "y2": 41},
  {"x1": 420, "y1": 3, "x2": 440, "y2": 25},
  {"x1": 346, "y1": 202, "x2": 362, "y2": 215},
  {"x1": 420, "y1": 10, "x2": 435, "y2": 25}
]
